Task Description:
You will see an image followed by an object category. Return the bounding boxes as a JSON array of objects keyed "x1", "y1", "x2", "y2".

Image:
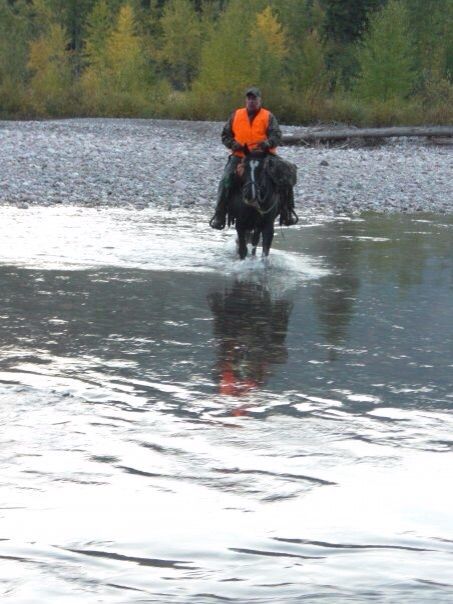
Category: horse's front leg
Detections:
[
  {"x1": 251, "y1": 228, "x2": 260, "y2": 257},
  {"x1": 236, "y1": 228, "x2": 248, "y2": 259},
  {"x1": 261, "y1": 221, "x2": 274, "y2": 258}
]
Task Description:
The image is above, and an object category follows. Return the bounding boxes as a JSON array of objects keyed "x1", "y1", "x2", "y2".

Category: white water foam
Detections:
[{"x1": 0, "y1": 206, "x2": 328, "y2": 284}]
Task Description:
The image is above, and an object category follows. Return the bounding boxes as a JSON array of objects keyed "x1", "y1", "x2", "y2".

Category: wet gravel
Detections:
[{"x1": 0, "y1": 118, "x2": 451, "y2": 216}]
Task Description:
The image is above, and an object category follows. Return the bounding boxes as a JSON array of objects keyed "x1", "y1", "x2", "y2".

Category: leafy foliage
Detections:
[
  {"x1": 0, "y1": 1, "x2": 31, "y2": 114},
  {"x1": 160, "y1": 0, "x2": 202, "y2": 89},
  {"x1": 27, "y1": 11, "x2": 74, "y2": 115},
  {"x1": 354, "y1": 0, "x2": 416, "y2": 102},
  {"x1": 194, "y1": 0, "x2": 260, "y2": 100},
  {"x1": 0, "y1": 0, "x2": 451, "y2": 123},
  {"x1": 250, "y1": 6, "x2": 288, "y2": 95},
  {"x1": 321, "y1": 0, "x2": 386, "y2": 44}
]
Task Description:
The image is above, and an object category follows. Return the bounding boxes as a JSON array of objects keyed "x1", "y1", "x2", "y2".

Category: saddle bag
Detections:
[{"x1": 265, "y1": 156, "x2": 297, "y2": 188}]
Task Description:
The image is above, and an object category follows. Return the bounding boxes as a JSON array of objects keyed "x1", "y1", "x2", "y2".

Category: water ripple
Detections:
[
  {"x1": 63, "y1": 548, "x2": 196, "y2": 570},
  {"x1": 0, "y1": 212, "x2": 452, "y2": 602}
]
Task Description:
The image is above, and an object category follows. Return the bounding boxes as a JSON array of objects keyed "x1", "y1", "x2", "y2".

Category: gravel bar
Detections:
[{"x1": 0, "y1": 118, "x2": 451, "y2": 216}]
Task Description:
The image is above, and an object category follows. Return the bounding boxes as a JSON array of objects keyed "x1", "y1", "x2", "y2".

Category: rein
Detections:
[
  {"x1": 244, "y1": 197, "x2": 279, "y2": 216},
  {"x1": 240, "y1": 157, "x2": 278, "y2": 216}
]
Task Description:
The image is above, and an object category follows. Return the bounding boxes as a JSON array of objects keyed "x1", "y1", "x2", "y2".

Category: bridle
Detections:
[{"x1": 240, "y1": 157, "x2": 278, "y2": 216}]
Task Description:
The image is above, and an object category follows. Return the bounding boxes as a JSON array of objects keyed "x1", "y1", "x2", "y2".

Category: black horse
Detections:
[{"x1": 227, "y1": 151, "x2": 281, "y2": 260}]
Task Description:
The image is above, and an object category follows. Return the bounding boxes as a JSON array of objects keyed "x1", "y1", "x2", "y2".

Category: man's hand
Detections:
[
  {"x1": 231, "y1": 141, "x2": 244, "y2": 152},
  {"x1": 258, "y1": 140, "x2": 271, "y2": 151}
]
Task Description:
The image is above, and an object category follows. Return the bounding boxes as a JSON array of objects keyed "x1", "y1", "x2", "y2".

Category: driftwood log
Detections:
[{"x1": 282, "y1": 125, "x2": 453, "y2": 145}]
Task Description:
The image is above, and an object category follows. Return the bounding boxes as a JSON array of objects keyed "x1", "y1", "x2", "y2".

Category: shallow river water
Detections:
[{"x1": 0, "y1": 207, "x2": 452, "y2": 603}]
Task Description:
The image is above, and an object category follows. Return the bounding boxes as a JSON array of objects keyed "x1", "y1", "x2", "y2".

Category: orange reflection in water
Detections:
[{"x1": 208, "y1": 279, "x2": 292, "y2": 403}]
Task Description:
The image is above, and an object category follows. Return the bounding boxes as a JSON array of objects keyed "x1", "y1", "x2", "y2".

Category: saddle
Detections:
[{"x1": 235, "y1": 155, "x2": 297, "y2": 188}]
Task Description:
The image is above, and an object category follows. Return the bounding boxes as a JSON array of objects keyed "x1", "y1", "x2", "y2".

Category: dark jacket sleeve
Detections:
[
  {"x1": 221, "y1": 112, "x2": 236, "y2": 150},
  {"x1": 266, "y1": 112, "x2": 282, "y2": 148}
]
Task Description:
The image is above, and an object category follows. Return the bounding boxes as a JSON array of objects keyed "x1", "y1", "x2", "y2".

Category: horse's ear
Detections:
[{"x1": 243, "y1": 144, "x2": 250, "y2": 156}]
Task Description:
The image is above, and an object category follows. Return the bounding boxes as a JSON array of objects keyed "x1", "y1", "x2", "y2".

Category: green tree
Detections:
[
  {"x1": 194, "y1": 0, "x2": 260, "y2": 105},
  {"x1": 295, "y1": 29, "x2": 329, "y2": 97},
  {"x1": 404, "y1": 0, "x2": 452, "y2": 75},
  {"x1": 249, "y1": 5, "x2": 288, "y2": 93},
  {"x1": 160, "y1": 0, "x2": 202, "y2": 89},
  {"x1": 269, "y1": 0, "x2": 328, "y2": 97},
  {"x1": 127, "y1": 0, "x2": 164, "y2": 72},
  {"x1": 51, "y1": 0, "x2": 96, "y2": 54},
  {"x1": 80, "y1": 0, "x2": 113, "y2": 112},
  {"x1": 83, "y1": 0, "x2": 115, "y2": 68},
  {"x1": 25, "y1": 0, "x2": 98, "y2": 76},
  {"x1": 129, "y1": 0, "x2": 163, "y2": 37},
  {"x1": 105, "y1": 4, "x2": 149, "y2": 94},
  {"x1": 354, "y1": 0, "x2": 416, "y2": 102},
  {"x1": 321, "y1": 0, "x2": 386, "y2": 88},
  {"x1": 82, "y1": 2, "x2": 164, "y2": 115},
  {"x1": 0, "y1": 0, "x2": 31, "y2": 114},
  {"x1": 404, "y1": 0, "x2": 453, "y2": 115},
  {"x1": 197, "y1": 0, "x2": 227, "y2": 21},
  {"x1": 27, "y1": 2, "x2": 74, "y2": 115},
  {"x1": 270, "y1": 0, "x2": 312, "y2": 42},
  {"x1": 321, "y1": 0, "x2": 386, "y2": 45}
]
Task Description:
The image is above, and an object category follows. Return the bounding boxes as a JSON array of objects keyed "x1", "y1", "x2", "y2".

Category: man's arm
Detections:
[
  {"x1": 266, "y1": 113, "x2": 282, "y2": 148},
  {"x1": 221, "y1": 112, "x2": 237, "y2": 150}
]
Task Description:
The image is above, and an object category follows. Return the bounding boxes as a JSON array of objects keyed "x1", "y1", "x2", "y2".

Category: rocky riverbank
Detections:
[{"x1": 0, "y1": 118, "x2": 451, "y2": 216}]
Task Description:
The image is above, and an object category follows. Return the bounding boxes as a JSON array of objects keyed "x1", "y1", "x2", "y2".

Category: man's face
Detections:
[{"x1": 245, "y1": 94, "x2": 261, "y2": 113}]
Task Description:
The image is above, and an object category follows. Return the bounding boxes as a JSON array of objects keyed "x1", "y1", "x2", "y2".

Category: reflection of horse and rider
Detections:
[
  {"x1": 209, "y1": 87, "x2": 298, "y2": 232},
  {"x1": 208, "y1": 280, "x2": 293, "y2": 396}
]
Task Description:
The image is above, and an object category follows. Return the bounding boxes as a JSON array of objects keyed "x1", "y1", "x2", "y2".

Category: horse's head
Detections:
[{"x1": 239, "y1": 151, "x2": 269, "y2": 206}]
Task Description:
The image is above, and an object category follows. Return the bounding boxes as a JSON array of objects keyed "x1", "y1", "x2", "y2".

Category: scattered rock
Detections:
[{"x1": 0, "y1": 118, "x2": 451, "y2": 216}]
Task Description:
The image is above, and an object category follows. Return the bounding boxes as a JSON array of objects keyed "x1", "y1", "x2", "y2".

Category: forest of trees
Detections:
[{"x1": 0, "y1": 0, "x2": 452, "y2": 125}]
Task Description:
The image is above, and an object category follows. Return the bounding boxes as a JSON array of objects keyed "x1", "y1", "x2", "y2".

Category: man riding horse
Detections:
[{"x1": 209, "y1": 87, "x2": 298, "y2": 230}]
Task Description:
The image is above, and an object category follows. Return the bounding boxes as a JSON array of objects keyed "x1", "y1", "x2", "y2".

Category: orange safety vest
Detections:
[
  {"x1": 231, "y1": 107, "x2": 277, "y2": 157},
  {"x1": 219, "y1": 365, "x2": 258, "y2": 397}
]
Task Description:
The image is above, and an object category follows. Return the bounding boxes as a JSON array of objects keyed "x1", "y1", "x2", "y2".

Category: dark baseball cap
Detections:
[{"x1": 245, "y1": 87, "x2": 261, "y2": 97}]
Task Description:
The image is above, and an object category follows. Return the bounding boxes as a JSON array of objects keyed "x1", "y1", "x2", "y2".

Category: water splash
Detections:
[{"x1": 0, "y1": 207, "x2": 328, "y2": 288}]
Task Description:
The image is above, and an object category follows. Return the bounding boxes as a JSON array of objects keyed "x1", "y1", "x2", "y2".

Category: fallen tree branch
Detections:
[{"x1": 282, "y1": 125, "x2": 453, "y2": 145}]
